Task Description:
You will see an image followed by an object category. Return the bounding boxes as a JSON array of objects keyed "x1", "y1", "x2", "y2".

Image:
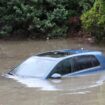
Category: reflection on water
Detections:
[
  {"x1": 5, "y1": 71, "x2": 105, "y2": 93},
  {"x1": 0, "y1": 39, "x2": 105, "y2": 105},
  {"x1": 5, "y1": 74, "x2": 59, "y2": 91}
]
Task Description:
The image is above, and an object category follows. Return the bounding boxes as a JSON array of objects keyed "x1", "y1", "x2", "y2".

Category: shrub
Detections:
[
  {"x1": 79, "y1": 0, "x2": 95, "y2": 12},
  {"x1": 81, "y1": 0, "x2": 105, "y2": 42},
  {"x1": 0, "y1": 0, "x2": 94, "y2": 39}
]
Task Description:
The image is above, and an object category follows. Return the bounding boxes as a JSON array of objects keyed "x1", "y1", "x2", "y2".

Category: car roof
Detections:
[
  {"x1": 35, "y1": 49, "x2": 102, "y2": 61},
  {"x1": 37, "y1": 49, "x2": 101, "y2": 56},
  {"x1": 62, "y1": 49, "x2": 96, "y2": 54}
]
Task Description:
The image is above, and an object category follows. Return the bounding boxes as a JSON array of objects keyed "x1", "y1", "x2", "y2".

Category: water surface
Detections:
[{"x1": 0, "y1": 39, "x2": 105, "y2": 105}]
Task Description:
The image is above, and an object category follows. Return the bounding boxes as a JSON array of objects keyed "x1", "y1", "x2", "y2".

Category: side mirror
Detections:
[{"x1": 51, "y1": 73, "x2": 62, "y2": 79}]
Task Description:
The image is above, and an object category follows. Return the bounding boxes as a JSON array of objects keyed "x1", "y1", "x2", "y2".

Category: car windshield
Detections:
[{"x1": 9, "y1": 56, "x2": 58, "y2": 78}]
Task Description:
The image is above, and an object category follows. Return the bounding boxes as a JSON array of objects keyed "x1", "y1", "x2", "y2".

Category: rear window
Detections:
[{"x1": 73, "y1": 55, "x2": 100, "y2": 71}]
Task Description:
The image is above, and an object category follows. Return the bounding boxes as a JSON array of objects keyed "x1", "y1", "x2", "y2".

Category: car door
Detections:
[
  {"x1": 48, "y1": 58, "x2": 73, "y2": 78},
  {"x1": 49, "y1": 55, "x2": 100, "y2": 78},
  {"x1": 70, "y1": 55, "x2": 100, "y2": 75}
]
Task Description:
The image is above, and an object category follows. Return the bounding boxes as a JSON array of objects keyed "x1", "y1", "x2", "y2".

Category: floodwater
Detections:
[{"x1": 0, "y1": 39, "x2": 105, "y2": 105}]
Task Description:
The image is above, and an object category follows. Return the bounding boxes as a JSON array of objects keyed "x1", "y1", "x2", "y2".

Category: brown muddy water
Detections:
[{"x1": 0, "y1": 39, "x2": 105, "y2": 105}]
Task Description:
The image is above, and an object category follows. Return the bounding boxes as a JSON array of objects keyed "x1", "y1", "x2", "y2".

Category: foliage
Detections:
[
  {"x1": 81, "y1": 0, "x2": 105, "y2": 42},
  {"x1": 0, "y1": 0, "x2": 94, "y2": 39},
  {"x1": 79, "y1": 0, "x2": 95, "y2": 12}
]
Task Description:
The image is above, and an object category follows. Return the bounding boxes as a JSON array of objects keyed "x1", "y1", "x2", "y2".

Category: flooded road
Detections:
[{"x1": 0, "y1": 39, "x2": 105, "y2": 105}]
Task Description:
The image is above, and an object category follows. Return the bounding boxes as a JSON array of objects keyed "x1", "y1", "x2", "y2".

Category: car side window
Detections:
[
  {"x1": 53, "y1": 58, "x2": 72, "y2": 75},
  {"x1": 72, "y1": 55, "x2": 100, "y2": 71}
]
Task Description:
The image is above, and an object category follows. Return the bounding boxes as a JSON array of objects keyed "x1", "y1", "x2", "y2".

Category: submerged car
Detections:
[{"x1": 7, "y1": 49, "x2": 105, "y2": 79}]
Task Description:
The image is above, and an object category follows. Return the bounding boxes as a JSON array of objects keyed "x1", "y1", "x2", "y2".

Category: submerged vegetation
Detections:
[{"x1": 0, "y1": 0, "x2": 104, "y2": 42}]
